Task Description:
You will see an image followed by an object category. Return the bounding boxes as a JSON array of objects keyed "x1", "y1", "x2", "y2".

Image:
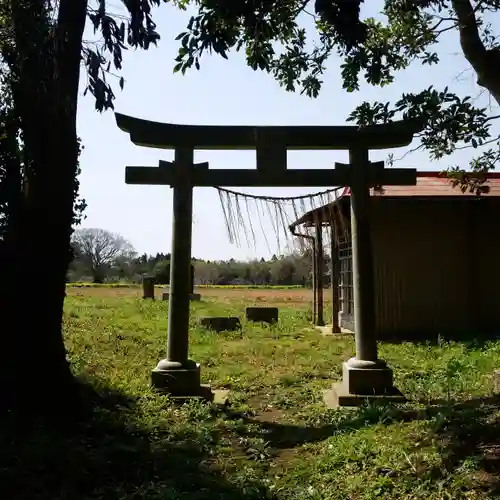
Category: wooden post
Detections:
[
  {"x1": 190, "y1": 263, "x2": 195, "y2": 294},
  {"x1": 316, "y1": 222, "x2": 325, "y2": 326},
  {"x1": 311, "y1": 240, "x2": 317, "y2": 325},
  {"x1": 330, "y1": 223, "x2": 341, "y2": 333}
]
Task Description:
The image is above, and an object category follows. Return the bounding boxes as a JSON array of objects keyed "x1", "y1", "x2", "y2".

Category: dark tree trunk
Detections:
[
  {"x1": 0, "y1": 0, "x2": 88, "y2": 417},
  {"x1": 451, "y1": 0, "x2": 500, "y2": 106}
]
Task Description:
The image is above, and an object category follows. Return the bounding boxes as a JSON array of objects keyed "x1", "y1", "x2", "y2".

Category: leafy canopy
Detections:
[
  {"x1": 82, "y1": 0, "x2": 183, "y2": 111},
  {"x1": 172, "y1": 0, "x2": 500, "y2": 192},
  {"x1": 0, "y1": 0, "x2": 188, "y2": 235}
]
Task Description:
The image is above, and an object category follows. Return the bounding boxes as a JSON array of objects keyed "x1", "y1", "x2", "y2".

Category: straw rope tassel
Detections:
[{"x1": 213, "y1": 186, "x2": 349, "y2": 254}]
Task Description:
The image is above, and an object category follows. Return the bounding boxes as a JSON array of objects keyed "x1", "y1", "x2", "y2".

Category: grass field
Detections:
[{"x1": 5, "y1": 286, "x2": 500, "y2": 499}]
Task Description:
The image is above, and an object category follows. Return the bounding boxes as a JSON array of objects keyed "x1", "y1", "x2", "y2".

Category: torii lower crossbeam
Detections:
[{"x1": 126, "y1": 161, "x2": 416, "y2": 187}]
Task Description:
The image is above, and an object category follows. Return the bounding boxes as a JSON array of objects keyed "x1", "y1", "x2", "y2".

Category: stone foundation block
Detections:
[
  {"x1": 200, "y1": 316, "x2": 241, "y2": 332},
  {"x1": 246, "y1": 307, "x2": 279, "y2": 324}
]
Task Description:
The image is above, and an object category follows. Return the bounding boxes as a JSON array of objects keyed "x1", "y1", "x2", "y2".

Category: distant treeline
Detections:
[
  {"x1": 67, "y1": 228, "x2": 333, "y2": 287},
  {"x1": 68, "y1": 245, "x2": 332, "y2": 287}
]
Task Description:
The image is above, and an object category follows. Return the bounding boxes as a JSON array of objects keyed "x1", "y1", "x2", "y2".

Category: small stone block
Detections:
[
  {"x1": 246, "y1": 307, "x2": 279, "y2": 324},
  {"x1": 323, "y1": 383, "x2": 406, "y2": 408},
  {"x1": 343, "y1": 361, "x2": 394, "y2": 395},
  {"x1": 162, "y1": 292, "x2": 202, "y2": 301},
  {"x1": 200, "y1": 316, "x2": 241, "y2": 332}
]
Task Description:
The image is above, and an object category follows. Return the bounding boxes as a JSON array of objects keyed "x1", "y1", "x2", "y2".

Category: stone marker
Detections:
[
  {"x1": 142, "y1": 275, "x2": 155, "y2": 299},
  {"x1": 200, "y1": 317, "x2": 241, "y2": 332},
  {"x1": 246, "y1": 307, "x2": 278, "y2": 324}
]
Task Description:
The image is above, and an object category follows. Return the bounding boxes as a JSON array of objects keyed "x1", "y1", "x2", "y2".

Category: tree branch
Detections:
[
  {"x1": 390, "y1": 134, "x2": 499, "y2": 166},
  {"x1": 485, "y1": 114, "x2": 500, "y2": 123}
]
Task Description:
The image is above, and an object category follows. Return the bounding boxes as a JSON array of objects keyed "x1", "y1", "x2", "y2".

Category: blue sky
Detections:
[{"x1": 76, "y1": 2, "x2": 498, "y2": 261}]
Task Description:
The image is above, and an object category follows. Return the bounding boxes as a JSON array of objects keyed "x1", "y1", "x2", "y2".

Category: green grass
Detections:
[{"x1": 5, "y1": 293, "x2": 500, "y2": 499}]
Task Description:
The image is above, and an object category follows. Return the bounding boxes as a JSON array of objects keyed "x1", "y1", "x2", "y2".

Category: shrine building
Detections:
[{"x1": 291, "y1": 171, "x2": 500, "y2": 339}]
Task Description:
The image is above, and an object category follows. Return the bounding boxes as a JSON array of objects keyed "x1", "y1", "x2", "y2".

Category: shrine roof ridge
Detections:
[{"x1": 115, "y1": 113, "x2": 424, "y2": 151}]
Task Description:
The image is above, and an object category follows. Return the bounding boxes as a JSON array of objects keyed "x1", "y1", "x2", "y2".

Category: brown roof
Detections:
[
  {"x1": 340, "y1": 171, "x2": 500, "y2": 198},
  {"x1": 291, "y1": 171, "x2": 500, "y2": 227}
]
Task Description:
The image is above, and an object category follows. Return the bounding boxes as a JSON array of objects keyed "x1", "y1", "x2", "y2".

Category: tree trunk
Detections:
[
  {"x1": 0, "y1": 0, "x2": 88, "y2": 417},
  {"x1": 452, "y1": 0, "x2": 500, "y2": 106}
]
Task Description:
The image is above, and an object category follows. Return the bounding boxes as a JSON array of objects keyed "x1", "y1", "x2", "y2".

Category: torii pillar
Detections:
[
  {"x1": 150, "y1": 150, "x2": 213, "y2": 398},
  {"x1": 323, "y1": 150, "x2": 409, "y2": 407}
]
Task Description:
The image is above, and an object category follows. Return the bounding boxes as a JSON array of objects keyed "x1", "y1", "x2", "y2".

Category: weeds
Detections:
[{"x1": 2, "y1": 292, "x2": 500, "y2": 499}]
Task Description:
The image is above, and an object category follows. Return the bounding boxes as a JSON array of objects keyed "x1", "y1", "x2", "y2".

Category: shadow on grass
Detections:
[
  {"x1": 0, "y1": 380, "x2": 271, "y2": 500},
  {"x1": 238, "y1": 395, "x2": 500, "y2": 494}
]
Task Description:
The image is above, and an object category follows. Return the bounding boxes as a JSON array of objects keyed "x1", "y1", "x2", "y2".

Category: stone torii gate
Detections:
[{"x1": 116, "y1": 113, "x2": 422, "y2": 405}]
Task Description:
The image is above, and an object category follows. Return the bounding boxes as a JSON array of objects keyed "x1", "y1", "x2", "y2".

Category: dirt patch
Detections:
[
  {"x1": 270, "y1": 447, "x2": 304, "y2": 474},
  {"x1": 243, "y1": 399, "x2": 306, "y2": 472},
  {"x1": 66, "y1": 286, "x2": 332, "y2": 308},
  {"x1": 253, "y1": 407, "x2": 286, "y2": 424},
  {"x1": 66, "y1": 287, "x2": 141, "y2": 298}
]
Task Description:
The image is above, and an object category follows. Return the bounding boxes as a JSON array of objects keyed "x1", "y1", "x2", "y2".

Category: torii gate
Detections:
[{"x1": 116, "y1": 113, "x2": 422, "y2": 406}]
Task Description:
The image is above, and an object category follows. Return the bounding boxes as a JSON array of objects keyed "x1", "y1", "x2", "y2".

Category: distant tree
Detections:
[
  {"x1": 153, "y1": 259, "x2": 171, "y2": 284},
  {"x1": 72, "y1": 228, "x2": 135, "y2": 283},
  {"x1": 193, "y1": 260, "x2": 219, "y2": 284},
  {"x1": 270, "y1": 256, "x2": 297, "y2": 286}
]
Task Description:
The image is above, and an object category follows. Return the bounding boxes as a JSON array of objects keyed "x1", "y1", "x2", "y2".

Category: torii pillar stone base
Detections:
[
  {"x1": 151, "y1": 359, "x2": 229, "y2": 404},
  {"x1": 323, "y1": 358, "x2": 406, "y2": 408}
]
